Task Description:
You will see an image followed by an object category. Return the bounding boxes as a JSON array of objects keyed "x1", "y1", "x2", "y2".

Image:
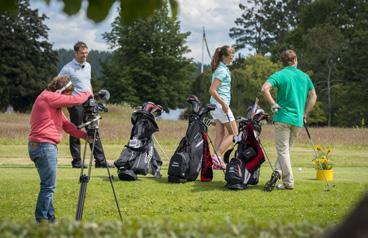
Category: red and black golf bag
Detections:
[
  {"x1": 224, "y1": 102, "x2": 269, "y2": 190},
  {"x1": 114, "y1": 102, "x2": 163, "y2": 181},
  {"x1": 168, "y1": 95, "x2": 215, "y2": 183}
]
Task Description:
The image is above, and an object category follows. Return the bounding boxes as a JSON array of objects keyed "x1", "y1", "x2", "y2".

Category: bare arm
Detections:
[
  {"x1": 304, "y1": 89, "x2": 317, "y2": 120},
  {"x1": 261, "y1": 82, "x2": 277, "y2": 106},
  {"x1": 209, "y1": 79, "x2": 228, "y2": 113}
]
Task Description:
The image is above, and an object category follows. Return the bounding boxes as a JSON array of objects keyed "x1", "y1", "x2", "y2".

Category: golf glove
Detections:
[{"x1": 271, "y1": 103, "x2": 281, "y2": 113}]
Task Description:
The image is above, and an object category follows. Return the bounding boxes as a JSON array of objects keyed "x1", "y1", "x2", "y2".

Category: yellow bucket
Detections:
[{"x1": 316, "y1": 169, "x2": 333, "y2": 181}]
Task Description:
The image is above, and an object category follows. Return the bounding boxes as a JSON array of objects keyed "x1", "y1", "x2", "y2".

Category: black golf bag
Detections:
[
  {"x1": 114, "y1": 102, "x2": 163, "y2": 181},
  {"x1": 168, "y1": 95, "x2": 216, "y2": 183},
  {"x1": 224, "y1": 101, "x2": 269, "y2": 190}
]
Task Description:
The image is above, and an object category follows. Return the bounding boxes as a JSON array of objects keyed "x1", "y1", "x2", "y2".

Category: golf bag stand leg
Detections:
[{"x1": 259, "y1": 140, "x2": 281, "y2": 192}]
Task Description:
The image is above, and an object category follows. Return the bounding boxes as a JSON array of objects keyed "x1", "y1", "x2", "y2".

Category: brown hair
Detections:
[
  {"x1": 47, "y1": 76, "x2": 73, "y2": 93},
  {"x1": 281, "y1": 49, "x2": 297, "y2": 66},
  {"x1": 211, "y1": 45, "x2": 232, "y2": 72},
  {"x1": 74, "y1": 41, "x2": 88, "y2": 52}
]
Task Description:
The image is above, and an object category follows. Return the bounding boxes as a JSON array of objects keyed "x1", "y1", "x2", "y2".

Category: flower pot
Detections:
[{"x1": 316, "y1": 169, "x2": 333, "y2": 181}]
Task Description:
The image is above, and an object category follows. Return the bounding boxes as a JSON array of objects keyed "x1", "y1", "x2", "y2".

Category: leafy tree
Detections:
[
  {"x1": 283, "y1": 0, "x2": 368, "y2": 126},
  {"x1": 0, "y1": 0, "x2": 178, "y2": 24},
  {"x1": 229, "y1": 0, "x2": 311, "y2": 55},
  {"x1": 190, "y1": 69, "x2": 212, "y2": 105},
  {"x1": 231, "y1": 54, "x2": 281, "y2": 117},
  {"x1": 0, "y1": 0, "x2": 57, "y2": 112},
  {"x1": 302, "y1": 24, "x2": 344, "y2": 126},
  {"x1": 101, "y1": 5, "x2": 194, "y2": 110}
]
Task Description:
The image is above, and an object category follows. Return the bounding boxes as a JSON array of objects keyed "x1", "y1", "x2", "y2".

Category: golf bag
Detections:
[
  {"x1": 114, "y1": 102, "x2": 163, "y2": 181},
  {"x1": 168, "y1": 95, "x2": 216, "y2": 183},
  {"x1": 224, "y1": 101, "x2": 269, "y2": 190}
]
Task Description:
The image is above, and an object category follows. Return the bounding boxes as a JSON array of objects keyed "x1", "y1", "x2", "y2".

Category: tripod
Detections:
[{"x1": 75, "y1": 115, "x2": 123, "y2": 221}]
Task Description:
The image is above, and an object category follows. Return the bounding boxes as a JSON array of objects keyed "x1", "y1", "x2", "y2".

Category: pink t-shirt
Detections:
[{"x1": 29, "y1": 90, "x2": 91, "y2": 144}]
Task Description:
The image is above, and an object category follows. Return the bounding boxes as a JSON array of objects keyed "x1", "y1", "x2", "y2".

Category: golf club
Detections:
[{"x1": 304, "y1": 120, "x2": 335, "y2": 191}]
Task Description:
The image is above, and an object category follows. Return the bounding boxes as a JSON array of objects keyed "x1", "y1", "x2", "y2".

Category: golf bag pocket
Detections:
[
  {"x1": 114, "y1": 145, "x2": 151, "y2": 175},
  {"x1": 247, "y1": 168, "x2": 260, "y2": 185},
  {"x1": 238, "y1": 147, "x2": 256, "y2": 162},
  {"x1": 168, "y1": 152, "x2": 189, "y2": 182},
  {"x1": 225, "y1": 158, "x2": 246, "y2": 188},
  {"x1": 118, "y1": 169, "x2": 137, "y2": 181},
  {"x1": 187, "y1": 138, "x2": 204, "y2": 181},
  {"x1": 225, "y1": 158, "x2": 245, "y2": 184}
]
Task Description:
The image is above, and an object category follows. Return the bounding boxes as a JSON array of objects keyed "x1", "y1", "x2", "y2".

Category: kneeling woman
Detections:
[{"x1": 28, "y1": 76, "x2": 91, "y2": 223}]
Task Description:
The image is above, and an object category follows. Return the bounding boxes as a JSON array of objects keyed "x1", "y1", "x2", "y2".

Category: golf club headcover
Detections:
[{"x1": 200, "y1": 132, "x2": 213, "y2": 182}]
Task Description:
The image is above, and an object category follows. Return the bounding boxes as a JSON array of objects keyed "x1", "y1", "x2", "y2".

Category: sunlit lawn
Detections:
[{"x1": 0, "y1": 106, "x2": 367, "y2": 237}]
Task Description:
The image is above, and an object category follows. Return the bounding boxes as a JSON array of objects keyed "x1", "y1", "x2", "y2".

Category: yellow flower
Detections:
[{"x1": 312, "y1": 145, "x2": 334, "y2": 170}]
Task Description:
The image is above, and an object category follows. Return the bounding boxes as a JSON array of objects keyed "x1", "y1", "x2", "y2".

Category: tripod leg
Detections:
[
  {"x1": 97, "y1": 131, "x2": 123, "y2": 221},
  {"x1": 76, "y1": 136, "x2": 94, "y2": 221}
]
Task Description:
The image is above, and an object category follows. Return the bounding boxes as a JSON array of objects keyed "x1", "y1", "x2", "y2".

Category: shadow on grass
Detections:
[{"x1": 190, "y1": 180, "x2": 265, "y2": 192}]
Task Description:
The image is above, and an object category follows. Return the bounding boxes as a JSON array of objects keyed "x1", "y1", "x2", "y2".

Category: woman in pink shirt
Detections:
[{"x1": 28, "y1": 76, "x2": 91, "y2": 223}]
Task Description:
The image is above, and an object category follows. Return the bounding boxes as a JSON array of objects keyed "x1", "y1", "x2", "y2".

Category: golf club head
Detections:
[
  {"x1": 142, "y1": 101, "x2": 156, "y2": 112},
  {"x1": 199, "y1": 103, "x2": 216, "y2": 117},
  {"x1": 95, "y1": 89, "x2": 110, "y2": 101},
  {"x1": 324, "y1": 184, "x2": 336, "y2": 192},
  {"x1": 206, "y1": 103, "x2": 216, "y2": 111},
  {"x1": 187, "y1": 95, "x2": 201, "y2": 114},
  {"x1": 151, "y1": 104, "x2": 163, "y2": 117}
]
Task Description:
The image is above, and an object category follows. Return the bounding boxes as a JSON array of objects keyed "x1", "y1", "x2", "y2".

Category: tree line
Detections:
[{"x1": 0, "y1": 0, "x2": 367, "y2": 127}]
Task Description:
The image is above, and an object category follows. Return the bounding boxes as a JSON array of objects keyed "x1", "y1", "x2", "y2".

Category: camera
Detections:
[{"x1": 81, "y1": 89, "x2": 110, "y2": 129}]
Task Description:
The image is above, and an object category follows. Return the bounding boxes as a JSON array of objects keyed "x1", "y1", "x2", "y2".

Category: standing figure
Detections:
[
  {"x1": 28, "y1": 76, "x2": 91, "y2": 223},
  {"x1": 261, "y1": 49, "x2": 317, "y2": 190},
  {"x1": 59, "y1": 41, "x2": 112, "y2": 168},
  {"x1": 209, "y1": 45, "x2": 238, "y2": 169}
]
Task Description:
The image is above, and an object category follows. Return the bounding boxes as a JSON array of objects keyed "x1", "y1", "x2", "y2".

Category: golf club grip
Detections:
[{"x1": 304, "y1": 122, "x2": 312, "y2": 140}]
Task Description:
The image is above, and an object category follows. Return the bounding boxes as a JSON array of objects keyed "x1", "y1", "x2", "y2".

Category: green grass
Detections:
[
  {"x1": 0, "y1": 165, "x2": 367, "y2": 225},
  {"x1": 0, "y1": 107, "x2": 367, "y2": 237}
]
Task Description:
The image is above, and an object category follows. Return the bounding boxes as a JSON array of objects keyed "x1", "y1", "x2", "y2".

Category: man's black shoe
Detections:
[
  {"x1": 71, "y1": 160, "x2": 86, "y2": 168},
  {"x1": 95, "y1": 161, "x2": 115, "y2": 168},
  {"x1": 264, "y1": 171, "x2": 281, "y2": 192}
]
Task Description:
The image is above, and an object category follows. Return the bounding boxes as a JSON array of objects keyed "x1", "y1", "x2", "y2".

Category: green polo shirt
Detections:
[{"x1": 267, "y1": 66, "x2": 314, "y2": 127}]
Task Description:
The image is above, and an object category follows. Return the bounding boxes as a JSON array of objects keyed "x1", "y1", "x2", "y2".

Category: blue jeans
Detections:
[{"x1": 28, "y1": 142, "x2": 57, "y2": 223}]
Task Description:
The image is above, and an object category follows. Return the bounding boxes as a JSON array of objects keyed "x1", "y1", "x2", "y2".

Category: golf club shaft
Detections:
[
  {"x1": 207, "y1": 134, "x2": 225, "y2": 173},
  {"x1": 258, "y1": 140, "x2": 275, "y2": 172},
  {"x1": 152, "y1": 135, "x2": 170, "y2": 161},
  {"x1": 303, "y1": 122, "x2": 318, "y2": 157},
  {"x1": 303, "y1": 122, "x2": 334, "y2": 190}
]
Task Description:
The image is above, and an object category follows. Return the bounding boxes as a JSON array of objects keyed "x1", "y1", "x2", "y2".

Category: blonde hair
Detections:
[{"x1": 47, "y1": 76, "x2": 73, "y2": 93}]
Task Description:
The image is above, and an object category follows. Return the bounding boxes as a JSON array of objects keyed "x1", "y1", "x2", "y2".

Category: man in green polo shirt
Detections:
[{"x1": 261, "y1": 49, "x2": 317, "y2": 190}]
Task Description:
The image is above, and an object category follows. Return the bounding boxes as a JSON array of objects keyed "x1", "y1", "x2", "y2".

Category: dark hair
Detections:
[
  {"x1": 281, "y1": 49, "x2": 297, "y2": 66},
  {"x1": 74, "y1": 41, "x2": 88, "y2": 52},
  {"x1": 211, "y1": 45, "x2": 233, "y2": 72},
  {"x1": 47, "y1": 76, "x2": 73, "y2": 93}
]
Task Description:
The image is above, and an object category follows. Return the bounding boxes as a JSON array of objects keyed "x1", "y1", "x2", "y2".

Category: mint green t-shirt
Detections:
[
  {"x1": 267, "y1": 66, "x2": 314, "y2": 127},
  {"x1": 210, "y1": 62, "x2": 232, "y2": 105}
]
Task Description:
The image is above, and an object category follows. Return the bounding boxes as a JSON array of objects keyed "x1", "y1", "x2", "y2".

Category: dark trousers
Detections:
[{"x1": 67, "y1": 106, "x2": 106, "y2": 163}]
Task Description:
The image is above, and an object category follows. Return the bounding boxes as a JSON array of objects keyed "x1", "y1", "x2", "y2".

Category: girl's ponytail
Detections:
[{"x1": 211, "y1": 45, "x2": 231, "y2": 72}]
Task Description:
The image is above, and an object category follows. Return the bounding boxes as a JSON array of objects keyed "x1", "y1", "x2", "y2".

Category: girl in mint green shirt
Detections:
[{"x1": 209, "y1": 45, "x2": 238, "y2": 169}]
